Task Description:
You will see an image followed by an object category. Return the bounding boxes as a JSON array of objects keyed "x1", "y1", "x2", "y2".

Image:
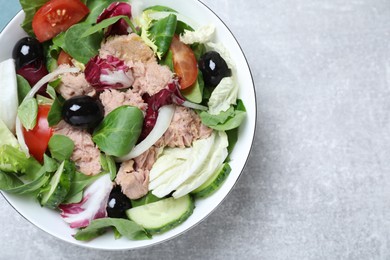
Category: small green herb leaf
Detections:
[
  {"x1": 16, "y1": 75, "x2": 31, "y2": 104},
  {"x1": 48, "y1": 135, "x2": 75, "y2": 161},
  {"x1": 18, "y1": 97, "x2": 38, "y2": 130}
]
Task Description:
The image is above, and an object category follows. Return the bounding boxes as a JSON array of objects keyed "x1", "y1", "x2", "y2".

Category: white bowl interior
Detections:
[{"x1": 0, "y1": 0, "x2": 256, "y2": 250}]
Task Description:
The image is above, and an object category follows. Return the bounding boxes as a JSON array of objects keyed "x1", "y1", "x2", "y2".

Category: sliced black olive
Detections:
[
  {"x1": 12, "y1": 37, "x2": 44, "y2": 70},
  {"x1": 198, "y1": 51, "x2": 232, "y2": 88},
  {"x1": 106, "y1": 186, "x2": 132, "y2": 219},
  {"x1": 62, "y1": 96, "x2": 104, "y2": 129}
]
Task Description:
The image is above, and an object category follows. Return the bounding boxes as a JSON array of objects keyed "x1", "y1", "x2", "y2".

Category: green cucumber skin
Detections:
[
  {"x1": 127, "y1": 195, "x2": 195, "y2": 234},
  {"x1": 192, "y1": 163, "x2": 231, "y2": 199},
  {"x1": 39, "y1": 160, "x2": 75, "y2": 209}
]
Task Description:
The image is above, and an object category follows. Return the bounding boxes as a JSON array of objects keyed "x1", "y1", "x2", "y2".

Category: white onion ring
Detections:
[
  {"x1": 16, "y1": 67, "x2": 81, "y2": 156},
  {"x1": 116, "y1": 105, "x2": 175, "y2": 162}
]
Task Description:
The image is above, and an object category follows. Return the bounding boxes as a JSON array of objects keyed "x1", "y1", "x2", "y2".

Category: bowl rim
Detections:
[{"x1": 0, "y1": 0, "x2": 258, "y2": 251}]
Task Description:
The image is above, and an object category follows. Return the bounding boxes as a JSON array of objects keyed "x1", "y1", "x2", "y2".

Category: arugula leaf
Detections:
[
  {"x1": 16, "y1": 75, "x2": 31, "y2": 104},
  {"x1": 63, "y1": 22, "x2": 103, "y2": 64},
  {"x1": 74, "y1": 218, "x2": 151, "y2": 241},
  {"x1": 93, "y1": 106, "x2": 144, "y2": 157},
  {"x1": 48, "y1": 94, "x2": 65, "y2": 127},
  {"x1": 17, "y1": 97, "x2": 38, "y2": 130},
  {"x1": 48, "y1": 135, "x2": 75, "y2": 161},
  {"x1": 147, "y1": 14, "x2": 177, "y2": 58},
  {"x1": 19, "y1": 0, "x2": 49, "y2": 35}
]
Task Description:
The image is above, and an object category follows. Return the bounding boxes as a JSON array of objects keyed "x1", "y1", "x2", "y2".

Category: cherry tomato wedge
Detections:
[
  {"x1": 23, "y1": 105, "x2": 54, "y2": 162},
  {"x1": 32, "y1": 0, "x2": 89, "y2": 42},
  {"x1": 57, "y1": 50, "x2": 73, "y2": 66},
  {"x1": 170, "y1": 36, "x2": 198, "y2": 89}
]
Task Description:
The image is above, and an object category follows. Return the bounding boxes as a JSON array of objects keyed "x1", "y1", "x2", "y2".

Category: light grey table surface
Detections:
[{"x1": 1, "y1": 0, "x2": 390, "y2": 259}]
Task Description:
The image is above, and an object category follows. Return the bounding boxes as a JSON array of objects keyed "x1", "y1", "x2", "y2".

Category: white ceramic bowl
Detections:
[{"x1": 0, "y1": 0, "x2": 256, "y2": 250}]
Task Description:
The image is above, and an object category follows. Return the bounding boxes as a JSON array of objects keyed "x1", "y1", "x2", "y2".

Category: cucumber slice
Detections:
[
  {"x1": 39, "y1": 160, "x2": 75, "y2": 209},
  {"x1": 191, "y1": 163, "x2": 231, "y2": 198},
  {"x1": 126, "y1": 194, "x2": 194, "y2": 234}
]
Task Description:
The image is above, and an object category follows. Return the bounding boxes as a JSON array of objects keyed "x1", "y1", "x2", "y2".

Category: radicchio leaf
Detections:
[
  {"x1": 85, "y1": 55, "x2": 134, "y2": 91},
  {"x1": 97, "y1": 2, "x2": 132, "y2": 36},
  {"x1": 59, "y1": 174, "x2": 113, "y2": 229},
  {"x1": 140, "y1": 80, "x2": 185, "y2": 140}
]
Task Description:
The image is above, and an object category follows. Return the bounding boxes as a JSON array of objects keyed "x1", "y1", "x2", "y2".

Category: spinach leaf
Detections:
[
  {"x1": 160, "y1": 49, "x2": 174, "y2": 71},
  {"x1": 143, "y1": 5, "x2": 177, "y2": 13},
  {"x1": 43, "y1": 154, "x2": 59, "y2": 173},
  {"x1": 48, "y1": 94, "x2": 65, "y2": 127},
  {"x1": 16, "y1": 75, "x2": 31, "y2": 104},
  {"x1": 17, "y1": 97, "x2": 38, "y2": 130},
  {"x1": 100, "y1": 154, "x2": 117, "y2": 180},
  {"x1": 181, "y1": 70, "x2": 204, "y2": 104},
  {"x1": 130, "y1": 192, "x2": 161, "y2": 208},
  {"x1": 74, "y1": 218, "x2": 151, "y2": 241},
  {"x1": 19, "y1": 0, "x2": 49, "y2": 35},
  {"x1": 48, "y1": 135, "x2": 75, "y2": 161},
  {"x1": 148, "y1": 14, "x2": 177, "y2": 58},
  {"x1": 226, "y1": 128, "x2": 239, "y2": 160},
  {"x1": 63, "y1": 22, "x2": 103, "y2": 64},
  {"x1": 85, "y1": 0, "x2": 123, "y2": 24},
  {"x1": 200, "y1": 100, "x2": 246, "y2": 131},
  {"x1": 63, "y1": 172, "x2": 104, "y2": 203},
  {"x1": 81, "y1": 15, "x2": 137, "y2": 38},
  {"x1": 175, "y1": 20, "x2": 194, "y2": 35},
  {"x1": 93, "y1": 106, "x2": 144, "y2": 157}
]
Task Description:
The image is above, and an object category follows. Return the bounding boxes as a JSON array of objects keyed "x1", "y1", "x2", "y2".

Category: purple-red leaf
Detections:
[{"x1": 97, "y1": 2, "x2": 132, "y2": 36}]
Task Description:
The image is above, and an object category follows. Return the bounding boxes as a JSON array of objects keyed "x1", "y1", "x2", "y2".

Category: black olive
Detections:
[
  {"x1": 62, "y1": 96, "x2": 104, "y2": 129},
  {"x1": 106, "y1": 186, "x2": 132, "y2": 219},
  {"x1": 198, "y1": 51, "x2": 232, "y2": 88},
  {"x1": 12, "y1": 37, "x2": 44, "y2": 70}
]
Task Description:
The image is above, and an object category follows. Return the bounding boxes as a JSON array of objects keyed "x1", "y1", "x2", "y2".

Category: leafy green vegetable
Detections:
[
  {"x1": 191, "y1": 43, "x2": 206, "y2": 61},
  {"x1": 130, "y1": 192, "x2": 161, "y2": 208},
  {"x1": 48, "y1": 135, "x2": 75, "y2": 161},
  {"x1": 84, "y1": 0, "x2": 122, "y2": 24},
  {"x1": 0, "y1": 145, "x2": 42, "y2": 180},
  {"x1": 74, "y1": 218, "x2": 151, "y2": 241},
  {"x1": 143, "y1": 5, "x2": 177, "y2": 13},
  {"x1": 64, "y1": 172, "x2": 104, "y2": 203},
  {"x1": 200, "y1": 100, "x2": 246, "y2": 131},
  {"x1": 1, "y1": 166, "x2": 50, "y2": 195},
  {"x1": 175, "y1": 20, "x2": 194, "y2": 35},
  {"x1": 16, "y1": 75, "x2": 31, "y2": 104},
  {"x1": 63, "y1": 22, "x2": 103, "y2": 64},
  {"x1": 226, "y1": 128, "x2": 239, "y2": 158},
  {"x1": 82, "y1": 16, "x2": 137, "y2": 38},
  {"x1": 19, "y1": 0, "x2": 48, "y2": 35},
  {"x1": 93, "y1": 106, "x2": 144, "y2": 157},
  {"x1": 0, "y1": 119, "x2": 18, "y2": 148},
  {"x1": 147, "y1": 14, "x2": 177, "y2": 58},
  {"x1": 48, "y1": 94, "x2": 65, "y2": 127},
  {"x1": 17, "y1": 97, "x2": 38, "y2": 131},
  {"x1": 181, "y1": 70, "x2": 204, "y2": 104},
  {"x1": 160, "y1": 49, "x2": 174, "y2": 71},
  {"x1": 100, "y1": 154, "x2": 117, "y2": 180},
  {"x1": 43, "y1": 154, "x2": 59, "y2": 173},
  {"x1": 45, "y1": 85, "x2": 57, "y2": 100},
  {"x1": 0, "y1": 171, "x2": 23, "y2": 190}
]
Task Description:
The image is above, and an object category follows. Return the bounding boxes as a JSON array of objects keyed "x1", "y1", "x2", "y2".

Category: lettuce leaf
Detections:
[{"x1": 19, "y1": 0, "x2": 49, "y2": 36}]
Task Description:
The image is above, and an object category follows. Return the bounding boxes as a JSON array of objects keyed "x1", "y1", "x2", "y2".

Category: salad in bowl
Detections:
[{"x1": 0, "y1": 0, "x2": 256, "y2": 249}]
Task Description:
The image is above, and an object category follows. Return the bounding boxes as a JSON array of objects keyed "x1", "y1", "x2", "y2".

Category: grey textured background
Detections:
[{"x1": 1, "y1": 0, "x2": 390, "y2": 259}]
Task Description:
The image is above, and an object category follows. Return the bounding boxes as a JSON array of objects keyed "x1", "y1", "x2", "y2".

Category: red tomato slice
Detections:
[
  {"x1": 170, "y1": 36, "x2": 198, "y2": 89},
  {"x1": 32, "y1": 0, "x2": 89, "y2": 42},
  {"x1": 57, "y1": 50, "x2": 73, "y2": 66},
  {"x1": 23, "y1": 105, "x2": 54, "y2": 162}
]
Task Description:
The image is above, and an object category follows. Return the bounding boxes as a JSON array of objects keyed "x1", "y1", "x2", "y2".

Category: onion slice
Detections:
[
  {"x1": 116, "y1": 105, "x2": 175, "y2": 162},
  {"x1": 182, "y1": 100, "x2": 208, "y2": 111},
  {"x1": 16, "y1": 67, "x2": 81, "y2": 156}
]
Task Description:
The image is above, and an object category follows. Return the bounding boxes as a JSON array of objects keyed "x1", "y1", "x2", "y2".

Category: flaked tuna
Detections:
[
  {"x1": 55, "y1": 65, "x2": 96, "y2": 100},
  {"x1": 54, "y1": 121, "x2": 101, "y2": 175},
  {"x1": 99, "y1": 88, "x2": 147, "y2": 116},
  {"x1": 115, "y1": 160, "x2": 149, "y2": 200}
]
